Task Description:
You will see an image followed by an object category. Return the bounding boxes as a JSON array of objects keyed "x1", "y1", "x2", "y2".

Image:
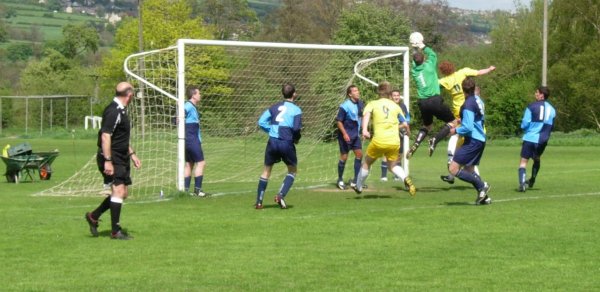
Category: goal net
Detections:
[{"x1": 39, "y1": 40, "x2": 410, "y2": 198}]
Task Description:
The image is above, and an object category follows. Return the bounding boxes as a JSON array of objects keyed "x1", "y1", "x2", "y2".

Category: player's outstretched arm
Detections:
[{"x1": 477, "y1": 66, "x2": 496, "y2": 76}]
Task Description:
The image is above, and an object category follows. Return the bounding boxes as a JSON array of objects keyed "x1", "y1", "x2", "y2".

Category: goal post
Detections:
[
  {"x1": 167, "y1": 39, "x2": 412, "y2": 192},
  {"x1": 39, "y1": 39, "x2": 411, "y2": 198}
]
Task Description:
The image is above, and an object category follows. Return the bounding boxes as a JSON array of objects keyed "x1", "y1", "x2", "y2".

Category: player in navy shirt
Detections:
[
  {"x1": 255, "y1": 83, "x2": 302, "y2": 209},
  {"x1": 448, "y1": 78, "x2": 491, "y2": 205},
  {"x1": 518, "y1": 86, "x2": 556, "y2": 192},
  {"x1": 335, "y1": 85, "x2": 364, "y2": 190},
  {"x1": 184, "y1": 86, "x2": 207, "y2": 197}
]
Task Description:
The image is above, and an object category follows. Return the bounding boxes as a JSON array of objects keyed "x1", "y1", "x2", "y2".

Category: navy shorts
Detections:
[
  {"x1": 453, "y1": 138, "x2": 485, "y2": 166},
  {"x1": 185, "y1": 142, "x2": 205, "y2": 163},
  {"x1": 264, "y1": 138, "x2": 297, "y2": 166},
  {"x1": 97, "y1": 151, "x2": 132, "y2": 186},
  {"x1": 338, "y1": 135, "x2": 362, "y2": 154},
  {"x1": 417, "y1": 95, "x2": 455, "y2": 126},
  {"x1": 520, "y1": 141, "x2": 547, "y2": 159}
]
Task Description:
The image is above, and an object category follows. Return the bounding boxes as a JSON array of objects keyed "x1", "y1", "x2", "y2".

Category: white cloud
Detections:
[{"x1": 447, "y1": 0, "x2": 532, "y2": 11}]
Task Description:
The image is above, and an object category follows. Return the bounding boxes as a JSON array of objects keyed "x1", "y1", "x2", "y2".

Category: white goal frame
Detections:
[{"x1": 124, "y1": 39, "x2": 411, "y2": 192}]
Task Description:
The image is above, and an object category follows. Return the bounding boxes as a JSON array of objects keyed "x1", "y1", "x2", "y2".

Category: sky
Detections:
[{"x1": 447, "y1": 0, "x2": 533, "y2": 11}]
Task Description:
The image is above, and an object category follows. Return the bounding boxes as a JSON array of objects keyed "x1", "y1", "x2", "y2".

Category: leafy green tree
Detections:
[
  {"x1": 60, "y1": 23, "x2": 99, "y2": 59},
  {"x1": 200, "y1": 0, "x2": 259, "y2": 40},
  {"x1": 333, "y1": 2, "x2": 410, "y2": 46},
  {"x1": 46, "y1": 0, "x2": 62, "y2": 12},
  {"x1": 546, "y1": 0, "x2": 600, "y2": 131},
  {"x1": 6, "y1": 43, "x2": 34, "y2": 62},
  {"x1": 258, "y1": 0, "x2": 348, "y2": 43},
  {"x1": 101, "y1": 0, "x2": 213, "y2": 82}
]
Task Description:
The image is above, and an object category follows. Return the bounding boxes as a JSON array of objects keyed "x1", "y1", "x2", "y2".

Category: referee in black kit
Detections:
[{"x1": 85, "y1": 82, "x2": 142, "y2": 240}]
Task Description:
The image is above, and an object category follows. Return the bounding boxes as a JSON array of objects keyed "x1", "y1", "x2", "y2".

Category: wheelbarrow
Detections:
[{"x1": 1, "y1": 143, "x2": 60, "y2": 183}]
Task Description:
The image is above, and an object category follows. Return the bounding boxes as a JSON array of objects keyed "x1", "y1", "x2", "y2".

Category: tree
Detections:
[
  {"x1": 6, "y1": 43, "x2": 34, "y2": 62},
  {"x1": 258, "y1": 0, "x2": 349, "y2": 43},
  {"x1": 200, "y1": 0, "x2": 259, "y2": 40},
  {"x1": 46, "y1": 0, "x2": 62, "y2": 12},
  {"x1": 548, "y1": 0, "x2": 600, "y2": 131},
  {"x1": 333, "y1": 2, "x2": 410, "y2": 46},
  {"x1": 60, "y1": 23, "x2": 99, "y2": 59},
  {"x1": 101, "y1": 0, "x2": 213, "y2": 82}
]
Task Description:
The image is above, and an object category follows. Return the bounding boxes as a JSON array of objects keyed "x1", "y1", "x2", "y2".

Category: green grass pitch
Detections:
[{"x1": 0, "y1": 136, "x2": 599, "y2": 290}]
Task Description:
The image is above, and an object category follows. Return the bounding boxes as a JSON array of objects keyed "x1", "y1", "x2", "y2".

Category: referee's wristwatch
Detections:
[{"x1": 105, "y1": 155, "x2": 112, "y2": 162}]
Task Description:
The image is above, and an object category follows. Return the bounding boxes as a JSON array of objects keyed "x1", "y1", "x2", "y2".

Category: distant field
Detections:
[
  {"x1": 0, "y1": 135, "x2": 598, "y2": 290},
  {"x1": 3, "y1": 2, "x2": 106, "y2": 41}
]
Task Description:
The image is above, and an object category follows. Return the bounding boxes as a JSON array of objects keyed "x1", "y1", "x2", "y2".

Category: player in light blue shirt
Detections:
[
  {"x1": 184, "y1": 86, "x2": 207, "y2": 197},
  {"x1": 448, "y1": 78, "x2": 491, "y2": 205},
  {"x1": 255, "y1": 83, "x2": 302, "y2": 209},
  {"x1": 518, "y1": 86, "x2": 556, "y2": 192}
]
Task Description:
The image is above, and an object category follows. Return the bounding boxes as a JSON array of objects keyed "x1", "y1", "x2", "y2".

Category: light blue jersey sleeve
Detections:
[{"x1": 258, "y1": 110, "x2": 272, "y2": 133}]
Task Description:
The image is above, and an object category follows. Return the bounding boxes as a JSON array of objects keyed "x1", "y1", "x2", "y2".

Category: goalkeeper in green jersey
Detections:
[{"x1": 405, "y1": 32, "x2": 458, "y2": 160}]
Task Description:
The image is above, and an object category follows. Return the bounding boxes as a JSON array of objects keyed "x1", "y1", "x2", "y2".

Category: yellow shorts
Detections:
[{"x1": 366, "y1": 140, "x2": 400, "y2": 162}]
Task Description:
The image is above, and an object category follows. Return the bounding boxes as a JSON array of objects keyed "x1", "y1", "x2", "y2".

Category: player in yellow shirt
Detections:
[
  {"x1": 352, "y1": 81, "x2": 416, "y2": 196},
  {"x1": 437, "y1": 60, "x2": 495, "y2": 183}
]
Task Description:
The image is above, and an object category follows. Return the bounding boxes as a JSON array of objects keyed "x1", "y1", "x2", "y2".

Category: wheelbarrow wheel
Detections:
[
  {"x1": 6, "y1": 173, "x2": 16, "y2": 183},
  {"x1": 39, "y1": 163, "x2": 52, "y2": 180}
]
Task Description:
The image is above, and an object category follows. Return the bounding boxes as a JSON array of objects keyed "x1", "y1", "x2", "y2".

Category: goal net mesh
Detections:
[{"x1": 38, "y1": 41, "x2": 408, "y2": 198}]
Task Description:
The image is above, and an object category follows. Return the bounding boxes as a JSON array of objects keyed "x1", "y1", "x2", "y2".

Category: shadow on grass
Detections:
[
  {"x1": 353, "y1": 194, "x2": 392, "y2": 199},
  {"x1": 258, "y1": 204, "x2": 294, "y2": 210},
  {"x1": 443, "y1": 201, "x2": 473, "y2": 206},
  {"x1": 416, "y1": 185, "x2": 472, "y2": 193}
]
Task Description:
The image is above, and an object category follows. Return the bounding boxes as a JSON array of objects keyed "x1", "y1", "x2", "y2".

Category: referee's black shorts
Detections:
[
  {"x1": 417, "y1": 95, "x2": 455, "y2": 126},
  {"x1": 97, "y1": 151, "x2": 132, "y2": 186}
]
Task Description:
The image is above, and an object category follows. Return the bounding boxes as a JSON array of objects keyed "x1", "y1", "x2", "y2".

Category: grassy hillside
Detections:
[{"x1": 2, "y1": 1, "x2": 106, "y2": 43}]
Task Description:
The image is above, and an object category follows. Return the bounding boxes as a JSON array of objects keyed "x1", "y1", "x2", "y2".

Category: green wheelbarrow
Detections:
[{"x1": 1, "y1": 143, "x2": 60, "y2": 183}]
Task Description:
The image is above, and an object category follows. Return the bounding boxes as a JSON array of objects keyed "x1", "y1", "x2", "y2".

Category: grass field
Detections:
[{"x1": 0, "y1": 135, "x2": 599, "y2": 290}]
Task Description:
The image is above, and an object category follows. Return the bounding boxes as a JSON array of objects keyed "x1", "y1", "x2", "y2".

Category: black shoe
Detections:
[
  {"x1": 111, "y1": 230, "x2": 133, "y2": 240},
  {"x1": 428, "y1": 138, "x2": 436, "y2": 157},
  {"x1": 440, "y1": 175, "x2": 455, "y2": 184},
  {"x1": 85, "y1": 212, "x2": 99, "y2": 237},
  {"x1": 476, "y1": 182, "x2": 491, "y2": 205},
  {"x1": 405, "y1": 143, "x2": 419, "y2": 159},
  {"x1": 194, "y1": 189, "x2": 210, "y2": 197},
  {"x1": 480, "y1": 195, "x2": 492, "y2": 205},
  {"x1": 518, "y1": 183, "x2": 527, "y2": 192},
  {"x1": 526, "y1": 179, "x2": 535, "y2": 188}
]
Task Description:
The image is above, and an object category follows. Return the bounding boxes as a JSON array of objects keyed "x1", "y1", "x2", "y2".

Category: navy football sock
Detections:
[
  {"x1": 279, "y1": 173, "x2": 296, "y2": 198},
  {"x1": 531, "y1": 160, "x2": 540, "y2": 182},
  {"x1": 353, "y1": 158, "x2": 361, "y2": 184},
  {"x1": 184, "y1": 176, "x2": 191, "y2": 192},
  {"x1": 518, "y1": 167, "x2": 526, "y2": 185},
  {"x1": 456, "y1": 169, "x2": 484, "y2": 191},
  {"x1": 380, "y1": 161, "x2": 388, "y2": 178},
  {"x1": 337, "y1": 160, "x2": 346, "y2": 182},
  {"x1": 256, "y1": 177, "x2": 268, "y2": 205},
  {"x1": 194, "y1": 175, "x2": 203, "y2": 192}
]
